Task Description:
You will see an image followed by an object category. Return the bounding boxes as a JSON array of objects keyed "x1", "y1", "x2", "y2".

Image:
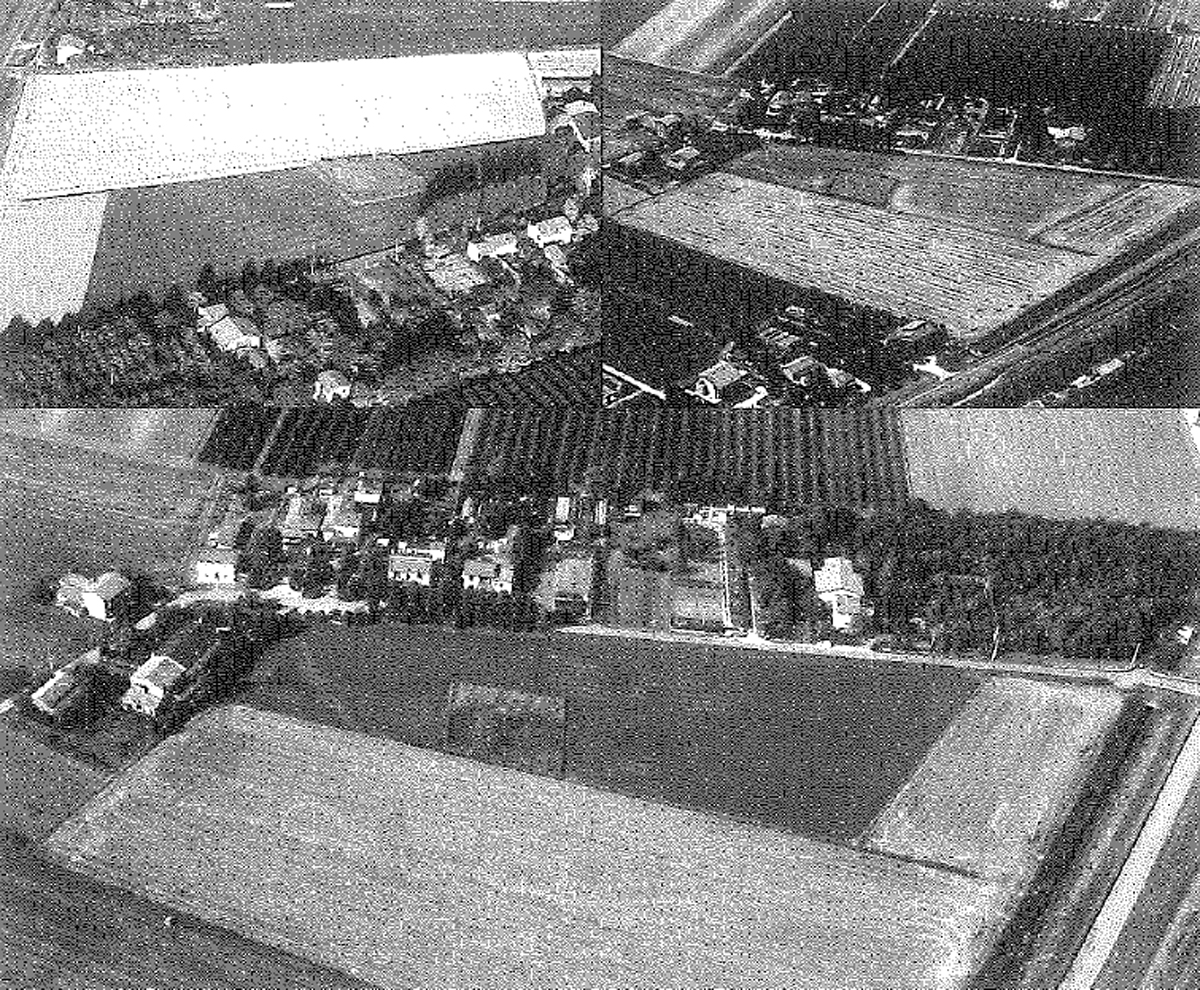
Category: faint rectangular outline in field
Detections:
[
  {"x1": 47, "y1": 703, "x2": 1005, "y2": 990},
  {"x1": 444, "y1": 680, "x2": 566, "y2": 774},
  {"x1": 861, "y1": 678, "x2": 1125, "y2": 885},
  {"x1": 0, "y1": 192, "x2": 106, "y2": 325},
  {"x1": 1, "y1": 53, "x2": 547, "y2": 200}
]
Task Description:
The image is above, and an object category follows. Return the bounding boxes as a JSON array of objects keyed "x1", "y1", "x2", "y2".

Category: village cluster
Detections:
[{"x1": 20, "y1": 470, "x2": 886, "y2": 736}]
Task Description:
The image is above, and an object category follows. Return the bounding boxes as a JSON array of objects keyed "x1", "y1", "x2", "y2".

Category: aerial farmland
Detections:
[{"x1": 41, "y1": 694, "x2": 1126, "y2": 989}]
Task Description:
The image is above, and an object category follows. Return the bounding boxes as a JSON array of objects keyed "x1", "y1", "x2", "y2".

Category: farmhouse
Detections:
[
  {"x1": 55, "y1": 571, "x2": 132, "y2": 622},
  {"x1": 466, "y1": 233, "x2": 519, "y2": 263},
  {"x1": 122, "y1": 654, "x2": 187, "y2": 717},
  {"x1": 206, "y1": 315, "x2": 260, "y2": 352},
  {"x1": 387, "y1": 542, "x2": 446, "y2": 586},
  {"x1": 280, "y1": 495, "x2": 325, "y2": 544},
  {"x1": 546, "y1": 553, "x2": 595, "y2": 614},
  {"x1": 526, "y1": 215, "x2": 574, "y2": 248},
  {"x1": 320, "y1": 495, "x2": 362, "y2": 543},
  {"x1": 815, "y1": 556, "x2": 866, "y2": 632},
  {"x1": 462, "y1": 557, "x2": 515, "y2": 594},
  {"x1": 353, "y1": 470, "x2": 385, "y2": 505},
  {"x1": 29, "y1": 650, "x2": 99, "y2": 722},
  {"x1": 194, "y1": 547, "x2": 238, "y2": 586},
  {"x1": 313, "y1": 369, "x2": 351, "y2": 403}
]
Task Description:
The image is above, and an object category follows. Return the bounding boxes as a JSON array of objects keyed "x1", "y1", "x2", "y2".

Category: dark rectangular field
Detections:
[
  {"x1": 225, "y1": 0, "x2": 599, "y2": 62},
  {"x1": 243, "y1": 625, "x2": 979, "y2": 840},
  {"x1": 0, "y1": 834, "x2": 374, "y2": 990}
]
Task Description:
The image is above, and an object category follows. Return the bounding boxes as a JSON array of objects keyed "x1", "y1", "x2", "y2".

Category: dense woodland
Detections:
[{"x1": 735, "y1": 502, "x2": 1200, "y2": 665}]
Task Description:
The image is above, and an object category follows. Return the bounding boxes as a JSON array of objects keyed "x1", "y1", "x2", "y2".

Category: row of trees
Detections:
[
  {"x1": 198, "y1": 403, "x2": 281, "y2": 470},
  {"x1": 352, "y1": 404, "x2": 466, "y2": 475}
]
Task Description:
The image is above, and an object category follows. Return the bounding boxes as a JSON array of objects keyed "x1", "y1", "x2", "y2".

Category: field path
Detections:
[{"x1": 1060, "y1": 711, "x2": 1200, "y2": 989}]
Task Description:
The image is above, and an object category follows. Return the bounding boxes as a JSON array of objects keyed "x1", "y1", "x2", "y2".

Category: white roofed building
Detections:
[
  {"x1": 814, "y1": 556, "x2": 866, "y2": 632},
  {"x1": 55, "y1": 571, "x2": 132, "y2": 622},
  {"x1": 121, "y1": 654, "x2": 187, "y2": 717},
  {"x1": 314, "y1": 369, "x2": 352, "y2": 403},
  {"x1": 527, "y1": 216, "x2": 574, "y2": 248},
  {"x1": 195, "y1": 547, "x2": 239, "y2": 586}
]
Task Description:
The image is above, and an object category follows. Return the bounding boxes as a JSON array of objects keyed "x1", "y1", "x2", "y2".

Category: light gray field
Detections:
[{"x1": 49, "y1": 704, "x2": 1005, "y2": 990}]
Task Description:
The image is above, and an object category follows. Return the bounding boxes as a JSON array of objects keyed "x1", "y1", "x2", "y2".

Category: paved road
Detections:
[
  {"x1": 1060, "y1": 709, "x2": 1200, "y2": 990},
  {"x1": 561, "y1": 623, "x2": 1190, "y2": 689}
]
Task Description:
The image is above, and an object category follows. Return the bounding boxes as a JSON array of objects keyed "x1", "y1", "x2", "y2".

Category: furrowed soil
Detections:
[{"x1": 46, "y1": 703, "x2": 1004, "y2": 990}]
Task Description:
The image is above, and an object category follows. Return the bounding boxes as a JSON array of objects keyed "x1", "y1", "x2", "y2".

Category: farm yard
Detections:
[
  {"x1": 0, "y1": 833, "x2": 375, "y2": 990},
  {"x1": 0, "y1": 430, "x2": 218, "y2": 673},
  {"x1": 225, "y1": 0, "x2": 600, "y2": 63},
  {"x1": 901, "y1": 409, "x2": 1200, "y2": 531},
  {"x1": 46, "y1": 703, "x2": 1004, "y2": 990},
  {"x1": 244, "y1": 625, "x2": 978, "y2": 840},
  {"x1": 863, "y1": 679, "x2": 1126, "y2": 884}
]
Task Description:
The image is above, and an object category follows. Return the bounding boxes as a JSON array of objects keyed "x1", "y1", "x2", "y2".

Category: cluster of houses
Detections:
[
  {"x1": 607, "y1": 111, "x2": 714, "y2": 185},
  {"x1": 32, "y1": 604, "x2": 228, "y2": 725}
]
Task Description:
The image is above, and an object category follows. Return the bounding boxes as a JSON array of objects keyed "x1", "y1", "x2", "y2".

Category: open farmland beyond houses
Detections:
[
  {"x1": 0, "y1": 408, "x2": 216, "y2": 468},
  {"x1": 245, "y1": 624, "x2": 978, "y2": 840},
  {"x1": 224, "y1": 0, "x2": 600, "y2": 63},
  {"x1": 0, "y1": 191, "x2": 106, "y2": 325},
  {"x1": 608, "y1": 160, "x2": 1200, "y2": 342},
  {"x1": 47, "y1": 703, "x2": 1005, "y2": 990},
  {"x1": 0, "y1": 720, "x2": 110, "y2": 841},
  {"x1": 901, "y1": 409, "x2": 1200, "y2": 530}
]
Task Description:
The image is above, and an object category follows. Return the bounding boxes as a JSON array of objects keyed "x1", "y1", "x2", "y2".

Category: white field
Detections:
[
  {"x1": 1, "y1": 53, "x2": 547, "y2": 200},
  {"x1": 49, "y1": 704, "x2": 1005, "y2": 990},
  {"x1": 0, "y1": 192, "x2": 107, "y2": 324},
  {"x1": 864, "y1": 679, "x2": 1125, "y2": 884}
]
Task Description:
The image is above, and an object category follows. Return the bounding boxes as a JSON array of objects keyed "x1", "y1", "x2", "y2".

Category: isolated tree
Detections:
[{"x1": 197, "y1": 262, "x2": 220, "y2": 301}]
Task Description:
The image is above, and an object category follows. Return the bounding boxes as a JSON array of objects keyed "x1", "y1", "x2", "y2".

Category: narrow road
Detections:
[
  {"x1": 559, "y1": 623, "x2": 1191, "y2": 688},
  {"x1": 1059, "y1": 710, "x2": 1200, "y2": 990}
]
